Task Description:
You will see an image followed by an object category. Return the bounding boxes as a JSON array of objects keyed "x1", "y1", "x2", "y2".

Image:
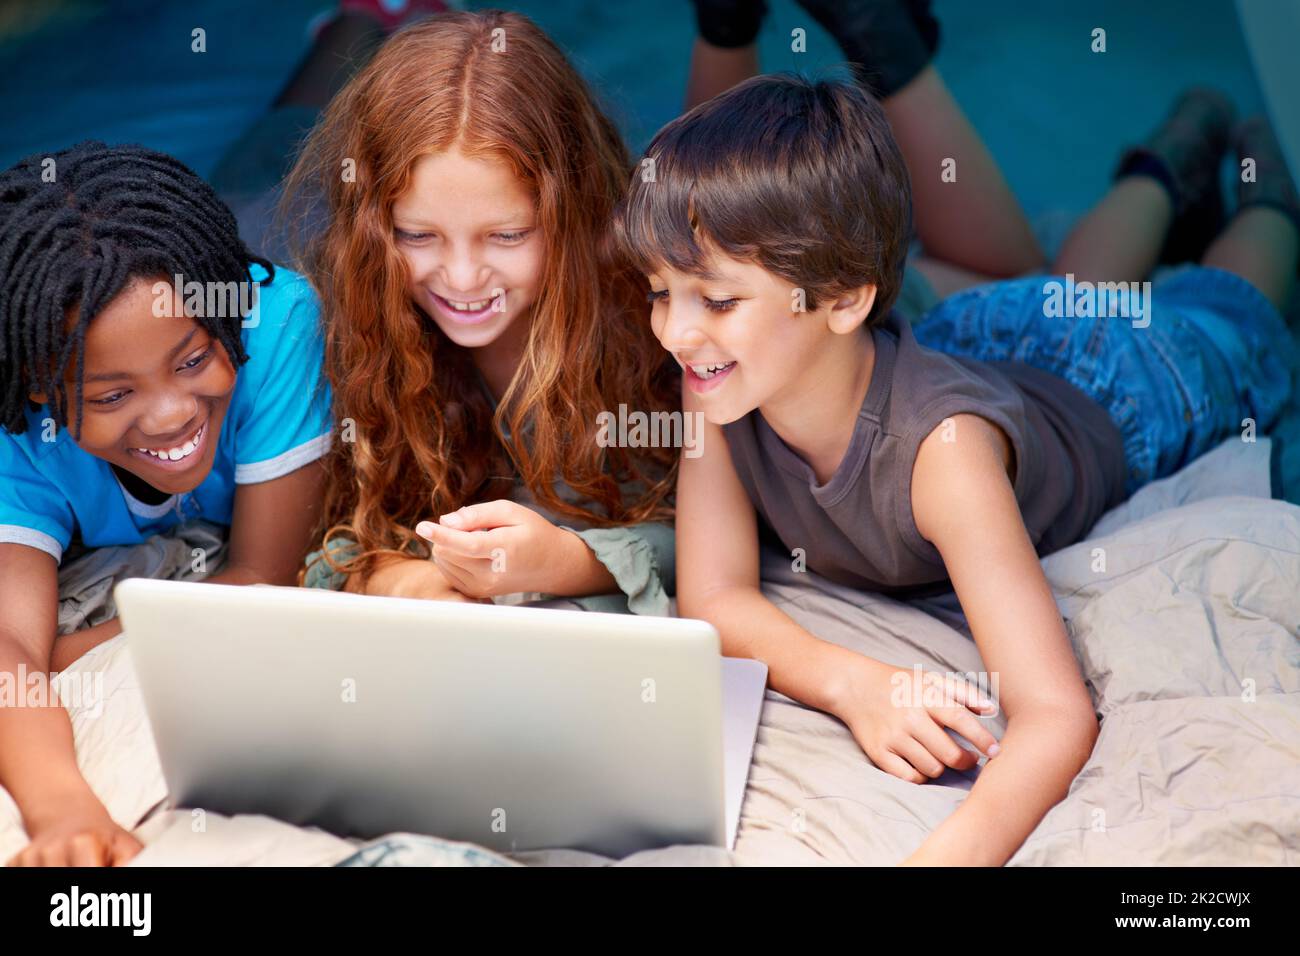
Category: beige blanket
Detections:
[{"x1": 2, "y1": 437, "x2": 1295, "y2": 866}]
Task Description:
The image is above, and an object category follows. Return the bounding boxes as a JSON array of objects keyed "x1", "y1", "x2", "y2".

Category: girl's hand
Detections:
[
  {"x1": 351, "y1": 554, "x2": 484, "y2": 603},
  {"x1": 416, "y1": 500, "x2": 600, "y2": 600},
  {"x1": 829, "y1": 654, "x2": 1001, "y2": 783},
  {"x1": 9, "y1": 796, "x2": 142, "y2": 867}
]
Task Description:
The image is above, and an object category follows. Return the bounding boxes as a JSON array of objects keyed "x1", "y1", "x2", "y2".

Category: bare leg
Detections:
[
  {"x1": 684, "y1": 50, "x2": 1044, "y2": 279},
  {"x1": 1052, "y1": 176, "x2": 1173, "y2": 283},
  {"x1": 910, "y1": 256, "x2": 996, "y2": 297},
  {"x1": 1202, "y1": 206, "x2": 1298, "y2": 310},
  {"x1": 684, "y1": 38, "x2": 759, "y2": 110},
  {"x1": 275, "y1": 11, "x2": 386, "y2": 110},
  {"x1": 886, "y1": 66, "x2": 1044, "y2": 277}
]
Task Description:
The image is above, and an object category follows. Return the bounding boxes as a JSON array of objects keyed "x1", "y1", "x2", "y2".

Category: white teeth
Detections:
[
  {"x1": 689, "y1": 361, "x2": 735, "y2": 379},
  {"x1": 137, "y1": 424, "x2": 203, "y2": 462},
  {"x1": 447, "y1": 297, "x2": 490, "y2": 311}
]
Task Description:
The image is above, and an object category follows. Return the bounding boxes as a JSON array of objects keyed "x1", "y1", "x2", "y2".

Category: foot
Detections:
[
  {"x1": 1115, "y1": 88, "x2": 1236, "y2": 264},
  {"x1": 795, "y1": 0, "x2": 938, "y2": 98},
  {"x1": 692, "y1": 0, "x2": 769, "y2": 49},
  {"x1": 1234, "y1": 115, "x2": 1300, "y2": 232},
  {"x1": 903, "y1": 0, "x2": 940, "y2": 57}
]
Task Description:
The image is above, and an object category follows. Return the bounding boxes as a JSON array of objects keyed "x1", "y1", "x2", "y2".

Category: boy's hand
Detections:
[
  {"x1": 830, "y1": 654, "x2": 1000, "y2": 783},
  {"x1": 415, "y1": 501, "x2": 590, "y2": 599},
  {"x1": 9, "y1": 798, "x2": 142, "y2": 867}
]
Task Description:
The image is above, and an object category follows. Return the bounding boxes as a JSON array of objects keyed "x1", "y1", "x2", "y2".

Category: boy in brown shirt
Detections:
[{"x1": 615, "y1": 74, "x2": 1297, "y2": 864}]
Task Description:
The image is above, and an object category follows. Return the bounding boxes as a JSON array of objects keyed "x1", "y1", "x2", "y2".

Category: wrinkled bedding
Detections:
[{"x1": 1, "y1": 437, "x2": 1295, "y2": 866}]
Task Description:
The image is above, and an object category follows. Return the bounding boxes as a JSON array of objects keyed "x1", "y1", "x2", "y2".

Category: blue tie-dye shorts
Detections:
[{"x1": 912, "y1": 265, "x2": 1296, "y2": 495}]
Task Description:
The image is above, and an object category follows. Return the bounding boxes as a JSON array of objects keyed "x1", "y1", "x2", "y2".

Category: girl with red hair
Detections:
[{"x1": 285, "y1": 10, "x2": 679, "y2": 611}]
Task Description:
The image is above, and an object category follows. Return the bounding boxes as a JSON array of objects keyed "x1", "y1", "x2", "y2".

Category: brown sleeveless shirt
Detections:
[{"x1": 721, "y1": 312, "x2": 1127, "y2": 597}]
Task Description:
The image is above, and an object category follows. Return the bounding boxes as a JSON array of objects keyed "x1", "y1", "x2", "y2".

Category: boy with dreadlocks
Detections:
[{"x1": 0, "y1": 142, "x2": 332, "y2": 865}]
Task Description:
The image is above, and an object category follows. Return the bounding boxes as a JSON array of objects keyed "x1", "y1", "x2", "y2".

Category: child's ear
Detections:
[{"x1": 826, "y1": 284, "x2": 877, "y2": 335}]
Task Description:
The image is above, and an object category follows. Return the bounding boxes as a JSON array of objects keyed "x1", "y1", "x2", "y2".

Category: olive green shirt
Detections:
[{"x1": 303, "y1": 372, "x2": 675, "y2": 614}]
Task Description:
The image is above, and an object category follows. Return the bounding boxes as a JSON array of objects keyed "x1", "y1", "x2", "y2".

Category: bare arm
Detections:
[
  {"x1": 680, "y1": 393, "x2": 1002, "y2": 787},
  {"x1": 220, "y1": 459, "x2": 328, "y2": 585},
  {"x1": 0, "y1": 543, "x2": 142, "y2": 865},
  {"x1": 906, "y1": 414, "x2": 1099, "y2": 866},
  {"x1": 676, "y1": 390, "x2": 859, "y2": 711}
]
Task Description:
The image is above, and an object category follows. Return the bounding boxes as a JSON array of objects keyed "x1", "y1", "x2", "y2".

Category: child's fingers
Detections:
[
  {"x1": 110, "y1": 831, "x2": 143, "y2": 866},
  {"x1": 931, "y1": 706, "x2": 1001, "y2": 758},
  {"x1": 891, "y1": 737, "x2": 948, "y2": 780},
  {"x1": 873, "y1": 747, "x2": 928, "y2": 784},
  {"x1": 432, "y1": 558, "x2": 477, "y2": 596},
  {"x1": 912, "y1": 718, "x2": 981, "y2": 772},
  {"x1": 440, "y1": 499, "x2": 525, "y2": 532},
  {"x1": 417, "y1": 521, "x2": 502, "y2": 559},
  {"x1": 415, "y1": 520, "x2": 462, "y2": 548},
  {"x1": 926, "y1": 671, "x2": 998, "y2": 716},
  {"x1": 70, "y1": 833, "x2": 108, "y2": 867},
  {"x1": 434, "y1": 554, "x2": 499, "y2": 599},
  {"x1": 428, "y1": 543, "x2": 466, "y2": 570},
  {"x1": 431, "y1": 546, "x2": 493, "y2": 575}
]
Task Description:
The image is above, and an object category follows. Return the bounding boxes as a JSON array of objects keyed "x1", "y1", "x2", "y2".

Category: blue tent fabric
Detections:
[
  {"x1": 0, "y1": 0, "x2": 328, "y2": 178},
  {"x1": 1, "y1": 0, "x2": 1295, "y2": 494}
]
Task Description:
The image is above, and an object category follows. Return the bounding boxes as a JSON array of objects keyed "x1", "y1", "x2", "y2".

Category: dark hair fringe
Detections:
[
  {"x1": 0, "y1": 140, "x2": 274, "y2": 436},
  {"x1": 614, "y1": 73, "x2": 912, "y2": 321}
]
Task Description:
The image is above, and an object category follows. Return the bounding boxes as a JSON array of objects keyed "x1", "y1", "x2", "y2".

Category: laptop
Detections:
[{"x1": 115, "y1": 578, "x2": 768, "y2": 858}]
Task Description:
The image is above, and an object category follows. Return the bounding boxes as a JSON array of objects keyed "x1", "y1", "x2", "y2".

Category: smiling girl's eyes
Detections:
[
  {"x1": 395, "y1": 228, "x2": 433, "y2": 243},
  {"x1": 646, "y1": 289, "x2": 669, "y2": 304},
  {"x1": 394, "y1": 228, "x2": 533, "y2": 244},
  {"x1": 180, "y1": 346, "x2": 213, "y2": 371},
  {"x1": 87, "y1": 346, "x2": 214, "y2": 408}
]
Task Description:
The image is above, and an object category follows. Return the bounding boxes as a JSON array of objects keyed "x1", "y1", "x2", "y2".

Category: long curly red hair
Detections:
[{"x1": 284, "y1": 10, "x2": 678, "y2": 584}]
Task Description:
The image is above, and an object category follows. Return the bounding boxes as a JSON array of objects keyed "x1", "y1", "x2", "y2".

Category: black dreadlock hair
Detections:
[{"x1": 0, "y1": 141, "x2": 274, "y2": 437}]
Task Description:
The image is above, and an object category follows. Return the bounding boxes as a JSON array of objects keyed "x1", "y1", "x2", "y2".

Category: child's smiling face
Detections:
[
  {"x1": 646, "y1": 252, "x2": 874, "y2": 424},
  {"x1": 41, "y1": 277, "x2": 237, "y2": 496},
  {"x1": 392, "y1": 147, "x2": 544, "y2": 351}
]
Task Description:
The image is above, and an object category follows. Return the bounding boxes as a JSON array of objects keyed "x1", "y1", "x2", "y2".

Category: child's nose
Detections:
[
  {"x1": 139, "y1": 391, "x2": 200, "y2": 439},
  {"x1": 657, "y1": 300, "x2": 708, "y2": 351},
  {"x1": 440, "y1": 245, "x2": 488, "y2": 294}
]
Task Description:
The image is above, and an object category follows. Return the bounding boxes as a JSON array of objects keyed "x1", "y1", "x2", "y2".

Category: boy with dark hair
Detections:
[{"x1": 616, "y1": 73, "x2": 1297, "y2": 864}]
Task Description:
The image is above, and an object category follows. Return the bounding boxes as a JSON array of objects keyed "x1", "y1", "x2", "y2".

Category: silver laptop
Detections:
[{"x1": 115, "y1": 578, "x2": 767, "y2": 858}]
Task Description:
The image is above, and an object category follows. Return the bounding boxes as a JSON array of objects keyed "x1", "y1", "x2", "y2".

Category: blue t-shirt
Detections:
[{"x1": 0, "y1": 265, "x2": 332, "y2": 563}]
